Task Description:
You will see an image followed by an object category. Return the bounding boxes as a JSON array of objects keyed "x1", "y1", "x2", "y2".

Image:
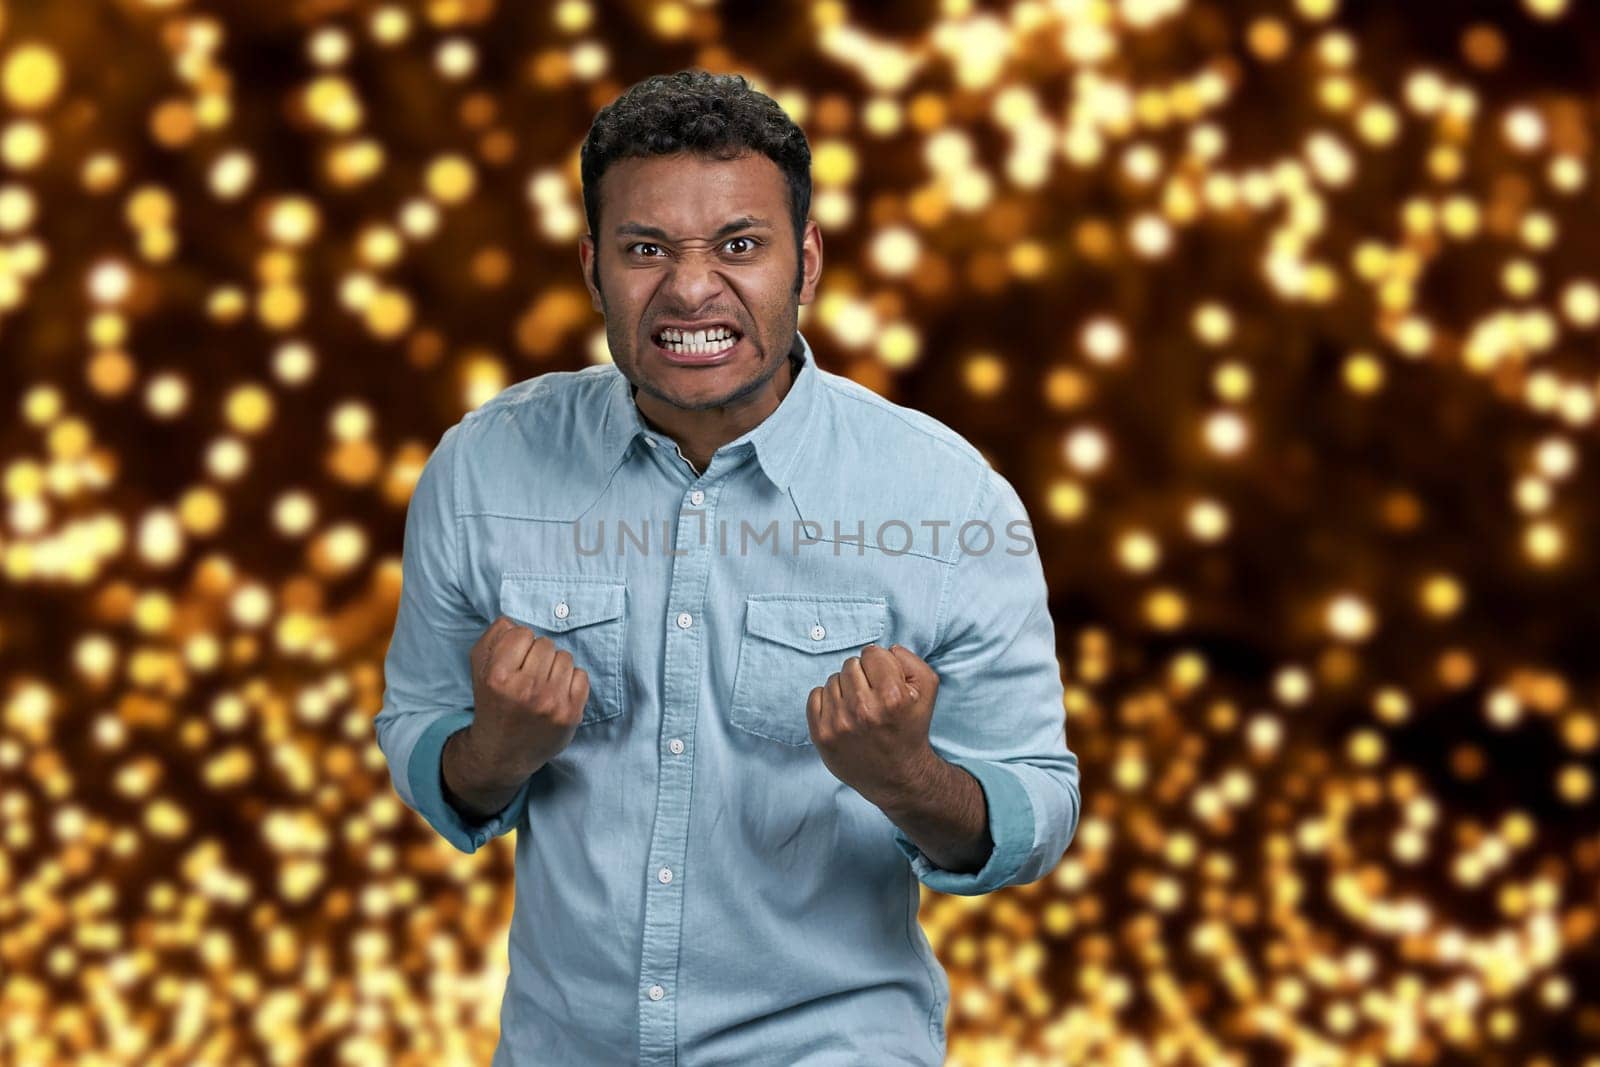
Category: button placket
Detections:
[{"x1": 637, "y1": 463, "x2": 717, "y2": 1064}]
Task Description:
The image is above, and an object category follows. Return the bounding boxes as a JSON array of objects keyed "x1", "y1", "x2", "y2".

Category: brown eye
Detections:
[{"x1": 724, "y1": 237, "x2": 756, "y2": 255}]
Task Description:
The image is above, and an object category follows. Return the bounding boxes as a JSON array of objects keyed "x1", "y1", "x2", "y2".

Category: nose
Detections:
[{"x1": 660, "y1": 249, "x2": 727, "y2": 310}]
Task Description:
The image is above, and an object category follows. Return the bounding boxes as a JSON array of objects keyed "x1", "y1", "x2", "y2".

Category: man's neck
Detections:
[{"x1": 633, "y1": 339, "x2": 802, "y2": 473}]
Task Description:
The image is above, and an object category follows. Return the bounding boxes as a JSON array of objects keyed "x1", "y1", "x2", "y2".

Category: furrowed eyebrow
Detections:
[{"x1": 614, "y1": 216, "x2": 772, "y2": 242}]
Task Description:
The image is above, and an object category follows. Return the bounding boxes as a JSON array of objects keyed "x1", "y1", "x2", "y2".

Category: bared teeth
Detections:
[{"x1": 655, "y1": 326, "x2": 740, "y2": 353}]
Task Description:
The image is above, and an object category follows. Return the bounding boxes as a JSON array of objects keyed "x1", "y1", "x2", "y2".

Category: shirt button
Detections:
[
  {"x1": 689, "y1": 489, "x2": 705, "y2": 506},
  {"x1": 810, "y1": 624, "x2": 826, "y2": 641},
  {"x1": 657, "y1": 866, "x2": 673, "y2": 884},
  {"x1": 668, "y1": 738, "x2": 685, "y2": 755},
  {"x1": 647, "y1": 984, "x2": 665, "y2": 1001},
  {"x1": 554, "y1": 601, "x2": 570, "y2": 620},
  {"x1": 644, "y1": 437, "x2": 658, "y2": 449},
  {"x1": 676, "y1": 612, "x2": 693, "y2": 629}
]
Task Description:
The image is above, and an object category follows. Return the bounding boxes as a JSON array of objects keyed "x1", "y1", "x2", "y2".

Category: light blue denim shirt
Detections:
[{"x1": 375, "y1": 329, "x2": 1081, "y2": 1065}]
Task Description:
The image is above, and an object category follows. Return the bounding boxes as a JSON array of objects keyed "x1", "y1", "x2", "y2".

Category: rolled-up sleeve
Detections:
[
  {"x1": 373, "y1": 420, "x2": 532, "y2": 854},
  {"x1": 892, "y1": 464, "x2": 1081, "y2": 895}
]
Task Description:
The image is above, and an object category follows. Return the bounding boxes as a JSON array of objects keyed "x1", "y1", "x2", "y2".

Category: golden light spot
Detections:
[
  {"x1": 1191, "y1": 302, "x2": 1233, "y2": 346},
  {"x1": 963, "y1": 352, "x2": 1006, "y2": 396},
  {"x1": 1202, "y1": 410, "x2": 1249, "y2": 455},
  {"x1": 1533, "y1": 437, "x2": 1576, "y2": 480},
  {"x1": 1342, "y1": 351, "x2": 1384, "y2": 393},
  {"x1": 145, "y1": 799, "x2": 189, "y2": 839},
  {"x1": 305, "y1": 75, "x2": 363, "y2": 133},
  {"x1": 569, "y1": 41, "x2": 608, "y2": 80},
  {"x1": 328, "y1": 401, "x2": 374, "y2": 441},
  {"x1": 1046, "y1": 480, "x2": 1087, "y2": 522},
  {"x1": 273, "y1": 491, "x2": 317, "y2": 537},
  {"x1": 3, "y1": 119, "x2": 49, "y2": 169},
  {"x1": 1212, "y1": 362, "x2": 1252, "y2": 401},
  {"x1": 1117, "y1": 529, "x2": 1160, "y2": 573},
  {"x1": 1273, "y1": 668, "x2": 1312, "y2": 710},
  {"x1": 869, "y1": 226, "x2": 920, "y2": 277},
  {"x1": 178, "y1": 487, "x2": 225, "y2": 536},
  {"x1": 0, "y1": 183, "x2": 35, "y2": 232},
  {"x1": 1549, "y1": 154, "x2": 1586, "y2": 192},
  {"x1": 229, "y1": 583, "x2": 273, "y2": 628},
  {"x1": 224, "y1": 383, "x2": 274, "y2": 434},
  {"x1": 1556, "y1": 764, "x2": 1591, "y2": 803},
  {"x1": 1080, "y1": 317, "x2": 1125, "y2": 363},
  {"x1": 461, "y1": 351, "x2": 507, "y2": 410},
  {"x1": 1420, "y1": 574, "x2": 1464, "y2": 617},
  {"x1": 1247, "y1": 18, "x2": 1291, "y2": 61},
  {"x1": 1128, "y1": 213, "x2": 1172, "y2": 258},
  {"x1": 876, "y1": 323, "x2": 920, "y2": 369},
  {"x1": 1062, "y1": 426, "x2": 1108, "y2": 473},
  {"x1": 554, "y1": 1, "x2": 593, "y2": 32},
  {"x1": 1503, "y1": 107, "x2": 1545, "y2": 152},
  {"x1": 136, "y1": 508, "x2": 184, "y2": 567},
  {"x1": 425, "y1": 154, "x2": 476, "y2": 204},
  {"x1": 1326, "y1": 593, "x2": 1375, "y2": 641},
  {"x1": 364, "y1": 288, "x2": 414, "y2": 338},
  {"x1": 3, "y1": 44, "x2": 63, "y2": 111},
  {"x1": 308, "y1": 27, "x2": 351, "y2": 67},
  {"x1": 862, "y1": 97, "x2": 901, "y2": 136},
  {"x1": 652, "y1": 2, "x2": 690, "y2": 37},
  {"x1": 206, "y1": 437, "x2": 249, "y2": 481},
  {"x1": 209, "y1": 150, "x2": 254, "y2": 199},
  {"x1": 1043, "y1": 366, "x2": 1090, "y2": 410},
  {"x1": 1524, "y1": 0, "x2": 1568, "y2": 17},
  {"x1": 74, "y1": 634, "x2": 117, "y2": 681},
  {"x1": 435, "y1": 38, "x2": 476, "y2": 79},
  {"x1": 1523, "y1": 520, "x2": 1564, "y2": 565},
  {"x1": 1561, "y1": 712, "x2": 1597, "y2": 752},
  {"x1": 1186, "y1": 499, "x2": 1229, "y2": 541},
  {"x1": 144, "y1": 372, "x2": 189, "y2": 419},
  {"x1": 309, "y1": 522, "x2": 367, "y2": 576},
  {"x1": 272, "y1": 341, "x2": 316, "y2": 385},
  {"x1": 1485, "y1": 688, "x2": 1522, "y2": 728},
  {"x1": 1372, "y1": 687, "x2": 1410, "y2": 724},
  {"x1": 267, "y1": 197, "x2": 319, "y2": 246},
  {"x1": 131, "y1": 591, "x2": 173, "y2": 634}
]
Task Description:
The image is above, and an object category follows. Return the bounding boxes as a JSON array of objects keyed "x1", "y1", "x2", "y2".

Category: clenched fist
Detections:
[
  {"x1": 807, "y1": 643, "x2": 942, "y2": 808},
  {"x1": 463, "y1": 615, "x2": 591, "y2": 783}
]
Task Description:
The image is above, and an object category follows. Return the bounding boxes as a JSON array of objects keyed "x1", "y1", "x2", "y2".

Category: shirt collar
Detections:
[{"x1": 600, "y1": 328, "x2": 820, "y2": 493}]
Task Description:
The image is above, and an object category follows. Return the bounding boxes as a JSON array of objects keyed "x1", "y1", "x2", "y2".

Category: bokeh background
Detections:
[{"x1": 2, "y1": 0, "x2": 1599, "y2": 1063}]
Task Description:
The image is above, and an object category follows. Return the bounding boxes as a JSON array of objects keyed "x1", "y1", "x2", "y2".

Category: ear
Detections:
[
  {"x1": 797, "y1": 218, "x2": 824, "y2": 306},
  {"x1": 578, "y1": 234, "x2": 602, "y2": 312}
]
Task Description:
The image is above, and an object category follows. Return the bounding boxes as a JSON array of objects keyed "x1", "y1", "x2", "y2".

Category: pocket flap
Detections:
[
  {"x1": 500, "y1": 573, "x2": 626, "y2": 633},
  {"x1": 744, "y1": 595, "x2": 887, "y2": 654}
]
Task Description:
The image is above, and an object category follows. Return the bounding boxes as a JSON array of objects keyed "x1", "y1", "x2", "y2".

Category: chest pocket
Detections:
[
  {"x1": 728, "y1": 594, "x2": 889, "y2": 746},
  {"x1": 498, "y1": 573, "x2": 628, "y2": 726}
]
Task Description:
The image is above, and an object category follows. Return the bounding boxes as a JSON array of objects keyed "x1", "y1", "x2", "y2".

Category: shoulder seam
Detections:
[{"x1": 817, "y1": 375, "x2": 988, "y2": 472}]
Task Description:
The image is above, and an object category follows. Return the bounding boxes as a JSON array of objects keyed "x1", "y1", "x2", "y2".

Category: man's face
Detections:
[{"x1": 578, "y1": 152, "x2": 823, "y2": 412}]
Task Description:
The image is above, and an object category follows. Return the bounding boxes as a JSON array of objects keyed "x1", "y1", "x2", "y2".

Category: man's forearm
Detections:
[
  {"x1": 441, "y1": 726, "x2": 532, "y2": 822},
  {"x1": 872, "y1": 751, "x2": 993, "y2": 874}
]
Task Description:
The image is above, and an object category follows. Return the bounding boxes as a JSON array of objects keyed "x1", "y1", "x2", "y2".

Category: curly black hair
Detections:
[{"x1": 579, "y1": 70, "x2": 812, "y2": 293}]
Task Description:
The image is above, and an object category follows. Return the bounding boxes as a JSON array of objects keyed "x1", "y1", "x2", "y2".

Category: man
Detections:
[{"x1": 375, "y1": 70, "x2": 1081, "y2": 1065}]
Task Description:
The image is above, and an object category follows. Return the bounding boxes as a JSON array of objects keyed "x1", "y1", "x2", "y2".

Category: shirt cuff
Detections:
[
  {"x1": 407, "y1": 710, "x2": 532, "y2": 854},
  {"x1": 893, "y1": 757, "x2": 1036, "y2": 896}
]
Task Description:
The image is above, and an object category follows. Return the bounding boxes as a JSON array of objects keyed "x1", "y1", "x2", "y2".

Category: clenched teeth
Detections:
[{"x1": 654, "y1": 326, "x2": 740, "y2": 354}]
